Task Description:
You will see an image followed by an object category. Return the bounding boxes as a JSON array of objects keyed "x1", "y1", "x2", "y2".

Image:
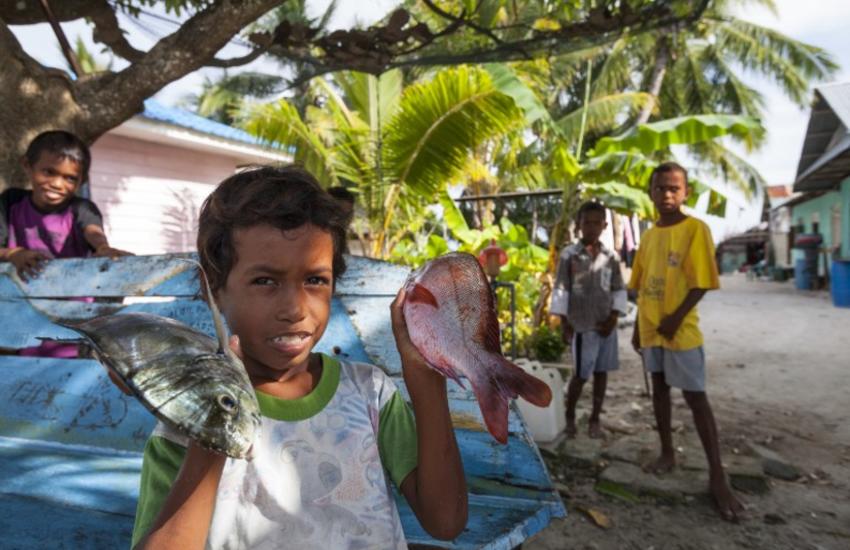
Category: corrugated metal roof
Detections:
[
  {"x1": 819, "y1": 82, "x2": 850, "y2": 129},
  {"x1": 140, "y1": 99, "x2": 272, "y2": 149},
  {"x1": 795, "y1": 82, "x2": 850, "y2": 191}
]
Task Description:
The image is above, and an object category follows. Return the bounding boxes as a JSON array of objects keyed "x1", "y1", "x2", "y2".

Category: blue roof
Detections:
[{"x1": 141, "y1": 99, "x2": 272, "y2": 149}]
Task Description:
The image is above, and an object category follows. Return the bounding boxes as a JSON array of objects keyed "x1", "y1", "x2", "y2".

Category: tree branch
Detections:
[
  {"x1": 0, "y1": 0, "x2": 100, "y2": 23},
  {"x1": 281, "y1": 0, "x2": 711, "y2": 87},
  {"x1": 0, "y1": 17, "x2": 49, "y2": 79},
  {"x1": 204, "y1": 45, "x2": 271, "y2": 68},
  {"x1": 77, "y1": 0, "x2": 280, "y2": 136},
  {"x1": 88, "y1": 0, "x2": 271, "y2": 68},
  {"x1": 89, "y1": 0, "x2": 146, "y2": 62}
]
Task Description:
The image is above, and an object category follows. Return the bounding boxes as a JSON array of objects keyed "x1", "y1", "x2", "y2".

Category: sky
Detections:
[{"x1": 9, "y1": 0, "x2": 850, "y2": 241}]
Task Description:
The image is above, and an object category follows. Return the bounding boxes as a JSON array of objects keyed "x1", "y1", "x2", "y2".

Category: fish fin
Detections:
[
  {"x1": 425, "y1": 360, "x2": 465, "y2": 388},
  {"x1": 470, "y1": 354, "x2": 553, "y2": 444},
  {"x1": 175, "y1": 258, "x2": 236, "y2": 362},
  {"x1": 407, "y1": 283, "x2": 439, "y2": 308},
  {"x1": 492, "y1": 355, "x2": 553, "y2": 408},
  {"x1": 468, "y1": 376, "x2": 509, "y2": 444},
  {"x1": 477, "y1": 285, "x2": 503, "y2": 353}
]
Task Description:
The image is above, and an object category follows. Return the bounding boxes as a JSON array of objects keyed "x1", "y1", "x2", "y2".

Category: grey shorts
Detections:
[
  {"x1": 642, "y1": 346, "x2": 706, "y2": 392},
  {"x1": 572, "y1": 330, "x2": 619, "y2": 380}
]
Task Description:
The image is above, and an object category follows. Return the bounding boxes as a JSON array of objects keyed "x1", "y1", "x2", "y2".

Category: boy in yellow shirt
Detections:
[{"x1": 629, "y1": 162, "x2": 744, "y2": 522}]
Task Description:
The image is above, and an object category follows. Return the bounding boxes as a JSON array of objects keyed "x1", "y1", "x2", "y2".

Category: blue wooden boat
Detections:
[{"x1": 0, "y1": 254, "x2": 564, "y2": 549}]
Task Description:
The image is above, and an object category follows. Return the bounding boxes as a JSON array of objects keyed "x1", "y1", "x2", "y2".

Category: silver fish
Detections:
[{"x1": 59, "y1": 264, "x2": 260, "y2": 458}]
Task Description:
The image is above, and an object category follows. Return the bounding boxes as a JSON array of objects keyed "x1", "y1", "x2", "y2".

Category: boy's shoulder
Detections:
[
  {"x1": 336, "y1": 356, "x2": 399, "y2": 404},
  {"x1": 559, "y1": 241, "x2": 584, "y2": 259},
  {"x1": 0, "y1": 187, "x2": 31, "y2": 205},
  {"x1": 644, "y1": 215, "x2": 707, "y2": 238}
]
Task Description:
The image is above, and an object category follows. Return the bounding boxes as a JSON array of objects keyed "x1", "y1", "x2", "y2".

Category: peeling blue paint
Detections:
[{"x1": 0, "y1": 254, "x2": 565, "y2": 548}]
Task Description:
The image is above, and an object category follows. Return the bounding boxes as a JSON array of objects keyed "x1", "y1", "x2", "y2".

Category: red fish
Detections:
[{"x1": 402, "y1": 252, "x2": 552, "y2": 444}]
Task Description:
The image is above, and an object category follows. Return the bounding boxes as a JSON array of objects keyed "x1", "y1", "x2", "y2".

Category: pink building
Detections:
[{"x1": 89, "y1": 100, "x2": 289, "y2": 255}]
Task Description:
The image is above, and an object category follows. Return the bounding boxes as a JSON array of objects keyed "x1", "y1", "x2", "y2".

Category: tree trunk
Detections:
[
  {"x1": 0, "y1": 0, "x2": 280, "y2": 190},
  {"x1": 635, "y1": 37, "x2": 670, "y2": 125}
]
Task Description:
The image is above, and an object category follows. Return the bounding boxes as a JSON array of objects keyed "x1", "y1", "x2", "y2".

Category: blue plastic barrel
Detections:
[
  {"x1": 795, "y1": 259, "x2": 813, "y2": 290},
  {"x1": 831, "y1": 259, "x2": 850, "y2": 307}
]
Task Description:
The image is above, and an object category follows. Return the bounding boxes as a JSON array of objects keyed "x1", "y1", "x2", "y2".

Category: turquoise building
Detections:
[{"x1": 792, "y1": 82, "x2": 850, "y2": 279}]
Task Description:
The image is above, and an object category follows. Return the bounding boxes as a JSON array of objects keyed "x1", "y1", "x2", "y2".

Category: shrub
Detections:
[{"x1": 529, "y1": 324, "x2": 565, "y2": 362}]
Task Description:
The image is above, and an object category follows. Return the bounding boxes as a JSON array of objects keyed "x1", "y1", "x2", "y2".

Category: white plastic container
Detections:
[{"x1": 514, "y1": 358, "x2": 566, "y2": 443}]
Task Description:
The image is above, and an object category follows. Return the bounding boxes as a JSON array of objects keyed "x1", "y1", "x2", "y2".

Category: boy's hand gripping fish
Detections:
[
  {"x1": 402, "y1": 252, "x2": 552, "y2": 444},
  {"x1": 55, "y1": 263, "x2": 261, "y2": 459}
]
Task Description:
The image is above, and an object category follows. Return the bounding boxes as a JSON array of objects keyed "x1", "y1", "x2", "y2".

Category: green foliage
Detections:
[
  {"x1": 591, "y1": 114, "x2": 764, "y2": 155},
  {"x1": 528, "y1": 324, "x2": 566, "y2": 362},
  {"x1": 391, "y1": 192, "x2": 550, "y2": 356},
  {"x1": 384, "y1": 66, "x2": 524, "y2": 197}
]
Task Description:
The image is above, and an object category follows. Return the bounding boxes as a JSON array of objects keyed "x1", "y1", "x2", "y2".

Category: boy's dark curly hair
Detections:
[
  {"x1": 197, "y1": 165, "x2": 352, "y2": 293},
  {"x1": 649, "y1": 161, "x2": 689, "y2": 188},
  {"x1": 25, "y1": 130, "x2": 91, "y2": 185},
  {"x1": 577, "y1": 200, "x2": 607, "y2": 223}
]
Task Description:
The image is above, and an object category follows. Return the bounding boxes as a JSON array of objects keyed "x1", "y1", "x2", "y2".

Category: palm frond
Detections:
[
  {"x1": 556, "y1": 92, "x2": 655, "y2": 143},
  {"x1": 333, "y1": 70, "x2": 403, "y2": 128},
  {"x1": 713, "y1": 18, "x2": 839, "y2": 105},
  {"x1": 237, "y1": 100, "x2": 338, "y2": 187},
  {"x1": 383, "y1": 66, "x2": 524, "y2": 196},
  {"x1": 688, "y1": 140, "x2": 766, "y2": 198}
]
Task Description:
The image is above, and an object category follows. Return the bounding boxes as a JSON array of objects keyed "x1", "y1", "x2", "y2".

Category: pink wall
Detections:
[{"x1": 89, "y1": 133, "x2": 248, "y2": 255}]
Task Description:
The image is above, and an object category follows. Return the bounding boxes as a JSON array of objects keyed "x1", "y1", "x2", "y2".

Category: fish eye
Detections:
[{"x1": 217, "y1": 394, "x2": 238, "y2": 414}]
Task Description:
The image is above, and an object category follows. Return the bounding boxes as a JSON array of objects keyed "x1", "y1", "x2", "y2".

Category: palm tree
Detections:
[
  {"x1": 572, "y1": 0, "x2": 838, "y2": 192},
  {"x1": 238, "y1": 65, "x2": 525, "y2": 257}
]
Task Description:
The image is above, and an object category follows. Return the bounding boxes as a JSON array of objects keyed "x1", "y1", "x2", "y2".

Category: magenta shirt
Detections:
[
  {"x1": 7, "y1": 196, "x2": 93, "y2": 259},
  {"x1": 2, "y1": 191, "x2": 102, "y2": 357}
]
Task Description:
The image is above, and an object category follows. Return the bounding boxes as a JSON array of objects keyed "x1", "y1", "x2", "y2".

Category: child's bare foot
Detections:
[
  {"x1": 710, "y1": 476, "x2": 745, "y2": 522},
  {"x1": 644, "y1": 454, "x2": 676, "y2": 474},
  {"x1": 565, "y1": 419, "x2": 577, "y2": 439},
  {"x1": 588, "y1": 419, "x2": 603, "y2": 439}
]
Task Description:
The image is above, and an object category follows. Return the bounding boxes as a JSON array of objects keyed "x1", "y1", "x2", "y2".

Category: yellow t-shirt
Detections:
[{"x1": 628, "y1": 216, "x2": 719, "y2": 350}]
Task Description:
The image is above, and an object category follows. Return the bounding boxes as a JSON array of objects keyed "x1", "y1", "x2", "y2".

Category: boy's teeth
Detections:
[{"x1": 274, "y1": 335, "x2": 305, "y2": 344}]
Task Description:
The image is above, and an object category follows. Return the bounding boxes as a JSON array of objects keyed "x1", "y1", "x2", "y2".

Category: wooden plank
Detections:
[
  {"x1": 0, "y1": 296, "x2": 376, "y2": 357},
  {"x1": 0, "y1": 437, "x2": 142, "y2": 517},
  {"x1": 0, "y1": 437, "x2": 562, "y2": 550},
  {"x1": 0, "y1": 493, "x2": 134, "y2": 550},
  {"x1": 0, "y1": 254, "x2": 198, "y2": 298},
  {"x1": 0, "y1": 253, "x2": 409, "y2": 299},
  {"x1": 0, "y1": 358, "x2": 154, "y2": 452}
]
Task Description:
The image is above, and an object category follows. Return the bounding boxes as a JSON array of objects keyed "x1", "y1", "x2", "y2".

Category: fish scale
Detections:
[{"x1": 403, "y1": 252, "x2": 552, "y2": 444}]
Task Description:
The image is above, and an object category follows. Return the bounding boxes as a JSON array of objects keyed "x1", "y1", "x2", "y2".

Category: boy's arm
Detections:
[
  {"x1": 134, "y1": 442, "x2": 225, "y2": 550},
  {"x1": 390, "y1": 290, "x2": 468, "y2": 541},
  {"x1": 598, "y1": 256, "x2": 627, "y2": 337},
  {"x1": 550, "y1": 250, "x2": 572, "y2": 342},
  {"x1": 0, "y1": 247, "x2": 49, "y2": 281},
  {"x1": 657, "y1": 288, "x2": 707, "y2": 340},
  {"x1": 82, "y1": 224, "x2": 133, "y2": 257},
  {"x1": 658, "y1": 222, "x2": 718, "y2": 339},
  {"x1": 0, "y1": 190, "x2": 49, "y2": 279}
]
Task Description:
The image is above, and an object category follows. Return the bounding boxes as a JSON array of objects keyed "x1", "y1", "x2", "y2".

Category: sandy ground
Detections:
[{"x1": 524, "y1": 273, "x2": 850, "y2": 550}]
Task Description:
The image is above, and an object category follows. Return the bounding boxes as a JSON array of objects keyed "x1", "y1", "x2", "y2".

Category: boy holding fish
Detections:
[
  {"x1": 629, "y1": 162, "x2": 744, "y2": 522},
  {"x1": 550, "y1": 201, "x2": 628, "y2": 439},
  {"x1": 132, "y1": 166, "x2": 467, "y2": 549}
]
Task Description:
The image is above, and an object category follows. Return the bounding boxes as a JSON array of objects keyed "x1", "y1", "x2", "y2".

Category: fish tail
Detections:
[
  {"x1": 490, "y1": 355, "x2": 553, "y2": 407},
  {"x1": 468, "y1": 355, "x2": 553, "y2": 444},
  {"x1": 468, "y1": 378, "x2": 510, "y2": 444}
]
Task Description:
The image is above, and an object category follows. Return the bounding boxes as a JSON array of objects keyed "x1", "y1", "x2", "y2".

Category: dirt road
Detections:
[{"x1": 525, "y1": 274, "x2": 850, "y2": 550}]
